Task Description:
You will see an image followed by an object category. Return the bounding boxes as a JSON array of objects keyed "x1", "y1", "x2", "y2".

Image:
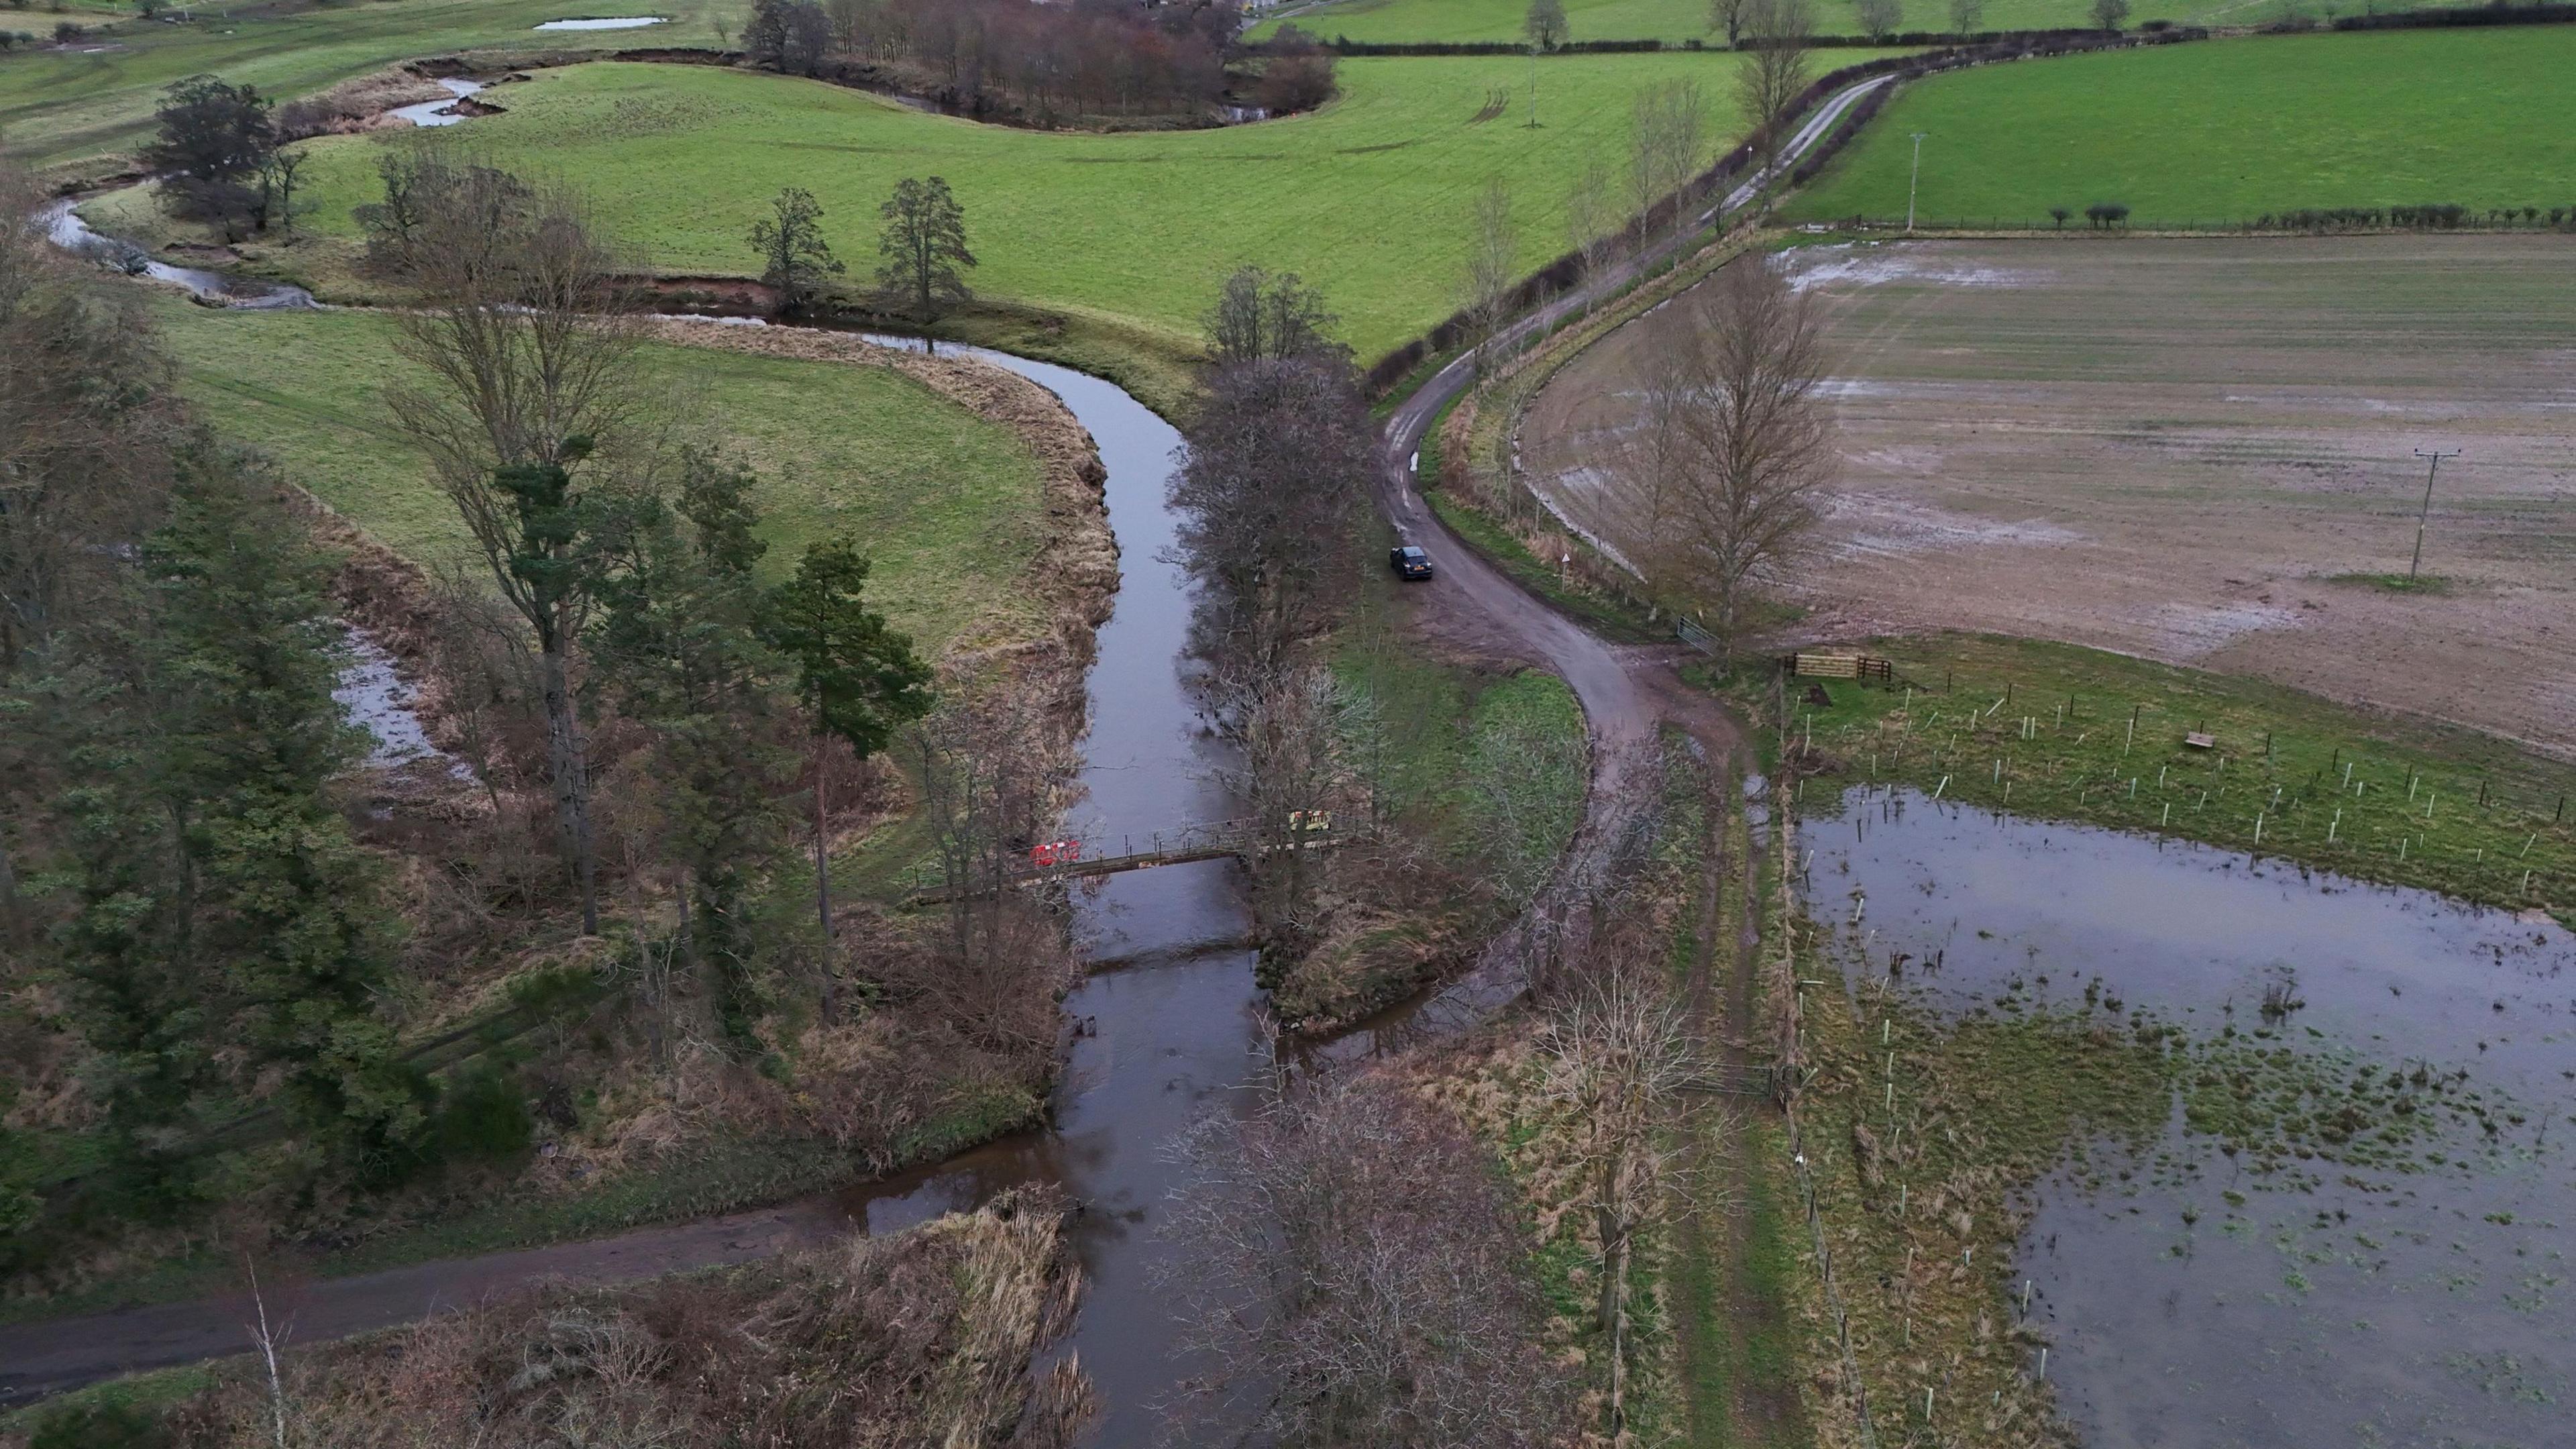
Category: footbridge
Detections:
[{"x1": 900, "y1": 812, "x2": 1364, "y2": 906}]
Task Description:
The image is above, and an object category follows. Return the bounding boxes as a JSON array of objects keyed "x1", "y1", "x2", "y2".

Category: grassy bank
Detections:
[
  {"x1": 237, "y1": 52, "x2": 1906, "y2": 363},
  {"x1": 0, "y1": 0, "x2": 729, "y2": 177},
  {"x1": 1719, "y1": 633, "x2": 2576, "y2": 913},
  {"x1": 1788, "y1": 27, "x2": 2576, "y2": 224},
  {"x1": 149, "y1": 299, "x2": 1049, "y2": 653}
]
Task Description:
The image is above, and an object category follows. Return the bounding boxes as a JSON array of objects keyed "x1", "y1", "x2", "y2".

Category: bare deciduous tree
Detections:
[
  {"x1": 1851, "y1": 0, "x2": 1902, "y2": 40},
  {"x1": 1709, "y1": 0, "x2": 1754, "y2": 45},
  {"x1": 1464, "y1": 175, "x2": 1517, "y2": 366},
  {"x1": 1216, "y1": 664, "x2": 1361, "y2": 971},
  {"x1": 906, "y1": 687, "x2": 1075, "y2": 1059},
  {"x1": 1563, "y1": 152, "x2": 1618, "y2": 309},
  {"x1": 1739, "y1": 0, "x2": 1815, "y2": 201},
  {"x1": 1606, "y1": 257, "x2": 1834, "y2": 649},
  {"x1": 1523, "y1": 0, "x2": 1568, "y2": 48},
  {"x1": 1628, "y1": 76, "x2": 1709, "y2": 242},
  {"x1": 1169, "y1": 354, "x2": 1375, "y2": 679},
  {"x1": 1542, "y1": 971, "x2": 1704, "y2": 1434},
  {"x1": 1201, "y1": 264, "x2": 1344, "y2": 367},
  {"x1": 1161, "y1": 1079, "x2": 1571, "y2": 1449},
  {"x1": 1948, "y1": 0, "x2": 1986, "y2": 32},
  {"x1": 2091, "y1": 0, "x2": 2130, "y2": 28},
  {"x1": 377, "y1": 156, "x2": 645, "y2": 933}
]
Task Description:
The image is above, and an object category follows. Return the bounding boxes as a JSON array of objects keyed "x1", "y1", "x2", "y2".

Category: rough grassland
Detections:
[
  {"x1": 1788, "y1": 27, "x2": 2576, "y2": 223},
  {"x1": 267, "y1": 53, "x2": 1899, "y2": 362},
  {"x1": 152, "y1": 299, "x2": 1046, "y2": 653},
  {"x1": 1529, "y1": 235, "x2": 2576, "y2": 757},
  {"x1": 0, "y1": 0, "x2": 728, "y2": 176}
]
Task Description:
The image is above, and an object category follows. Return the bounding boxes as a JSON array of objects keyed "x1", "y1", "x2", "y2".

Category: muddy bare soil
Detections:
[
  {"x1": 1523, "y1": 235, "x2": 2576, "y2": 757},
  {"x1": 1817, "y1": 787, "x2": 2575, "y2": 1449}
]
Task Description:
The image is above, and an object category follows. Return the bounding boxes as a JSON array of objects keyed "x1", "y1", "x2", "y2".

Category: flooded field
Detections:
[{"x1": 1814, "y1": 788, "x2": 2574, "y2": 1448}]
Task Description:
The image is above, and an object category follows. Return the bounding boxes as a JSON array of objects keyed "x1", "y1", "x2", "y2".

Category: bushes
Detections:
[
  {"x1": 2336, "y1": 0, "x2": 2576, "y2": 30},
  {"x1": 430, "y1": 1065, "x2": 537, "y2": 1165},
  {"x1": 25, "y1": 1399, "x2": 172, "y2": 1449}
]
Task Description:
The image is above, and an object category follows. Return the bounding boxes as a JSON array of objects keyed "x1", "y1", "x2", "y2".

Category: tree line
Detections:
[
  {"x1": 1, "y1": 141, "x2": 1099, "y2": 1265},
  {"x1": 743, "y1": 0, "x2": 1332, "y2": 125}
]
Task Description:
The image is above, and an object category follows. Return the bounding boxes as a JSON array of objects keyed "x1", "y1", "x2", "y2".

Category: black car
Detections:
[{"x1": 1389, "y1": 545, "x2": 1434, "y2": 581}]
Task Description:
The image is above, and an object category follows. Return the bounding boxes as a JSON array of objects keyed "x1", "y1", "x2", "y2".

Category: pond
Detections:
[{"x1": 1814, "y1": 787, "x2": 2575, "y2": 1448}]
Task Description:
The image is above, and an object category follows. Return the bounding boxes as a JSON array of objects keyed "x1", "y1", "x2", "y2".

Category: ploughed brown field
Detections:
[{"x1": 1523, "y1": 235, "x2": 2576, "y2": 757}]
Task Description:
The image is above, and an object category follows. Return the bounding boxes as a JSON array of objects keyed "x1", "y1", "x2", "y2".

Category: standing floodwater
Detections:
[
  {"x1": 832, "y1": 350, "x2": 1262, "y2": 1445},
  {"x1": 1815, "y1": 788, "x2": 2575, "y2": 1448}
]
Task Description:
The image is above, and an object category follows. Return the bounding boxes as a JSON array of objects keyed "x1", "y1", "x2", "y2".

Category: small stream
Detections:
[{"x1": 1816, "y1": 788, "x2": 2575, "y2": 1448}]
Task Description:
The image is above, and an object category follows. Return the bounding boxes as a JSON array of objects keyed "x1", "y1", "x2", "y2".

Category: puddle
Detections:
[
  {"x1": 334, "y1": 627, "x2": 470, "y2": 778},
  {"x1": 532, "y1": 15, "x2": 667, "y2": 28},
  {"x1": 388, "y1": 76, "x2": 486, "y2": 127},
  {"x1": 1814, "y1": 787, "x2": 2575, "y2": 1448}
]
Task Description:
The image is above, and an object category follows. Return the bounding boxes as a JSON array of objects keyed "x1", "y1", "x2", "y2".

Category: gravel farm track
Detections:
[{"x1": 1525, "y1": 233, "x2": 2576, "y2": 759}]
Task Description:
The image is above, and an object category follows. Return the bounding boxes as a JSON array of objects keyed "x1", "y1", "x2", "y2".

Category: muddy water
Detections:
[{"x1": 1815, "y1": 788, "x2": 2575, "y2": 1448}]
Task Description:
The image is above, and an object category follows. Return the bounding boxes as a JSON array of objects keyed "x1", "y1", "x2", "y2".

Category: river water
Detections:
[
  {"x1": 818, "y1": 346, "x2": 1266, "y2": 1444},
  {"x1": 1815, "y1": 788, "x2": 2576, "y2": 1448}
]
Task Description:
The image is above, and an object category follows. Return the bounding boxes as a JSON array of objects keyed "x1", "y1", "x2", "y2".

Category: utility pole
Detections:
[
  {"x1": 2409, "y1": 447, "x2": 2459, "y2": 581},
  {"x1": 1527, "y1": 46, "x2": 1540, "y2": 128},
  {"x1": 1907, "y1": 132, "x2": 1928, "y2": 233}
]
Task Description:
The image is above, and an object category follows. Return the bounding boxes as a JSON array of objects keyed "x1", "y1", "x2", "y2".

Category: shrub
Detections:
[
  {"x1": 2084, "y1": 201, "x2": 2130, "y2": 227},
  {"x1": 28, "y1": 1400, "x2": 172, "y2": 1449},
  {"x1": 432, "y1": 1065, "x2": 535, "y2": 1164},
  {"x1": 51, "y1": 18, "x2": 82, "y2": 39},
  {"x1": 2049, "y1": 206, "x2": 2072, "y2": 227}
]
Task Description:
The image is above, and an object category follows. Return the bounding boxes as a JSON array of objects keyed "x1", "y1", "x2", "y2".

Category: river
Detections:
[{"x1": 821, "y1": 344, "x2": 1266, "y2": 1444}]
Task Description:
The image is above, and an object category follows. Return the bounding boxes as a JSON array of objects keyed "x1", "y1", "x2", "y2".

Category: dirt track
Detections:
[{"x1": 1523, "y1": 234, "x2": 2576, "y2": 759}]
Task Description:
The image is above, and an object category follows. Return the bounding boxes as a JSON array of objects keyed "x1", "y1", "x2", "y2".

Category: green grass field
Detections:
[
  {"x1": 149, "y1": 299, "x2": 1046, "y2": 652},
  {"x1": 1254, "y1": 0, "x2": 2328, "y2": 44},
  {"x1": 1788, "y1": 27, "x2": 2576, "y2": 223},
  {"x1": 0, "y1": 0, "x2": 726, "y2": 176},
  {"x1": 246, "y1": 53, "x2": 1892, "y2": 365}
]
